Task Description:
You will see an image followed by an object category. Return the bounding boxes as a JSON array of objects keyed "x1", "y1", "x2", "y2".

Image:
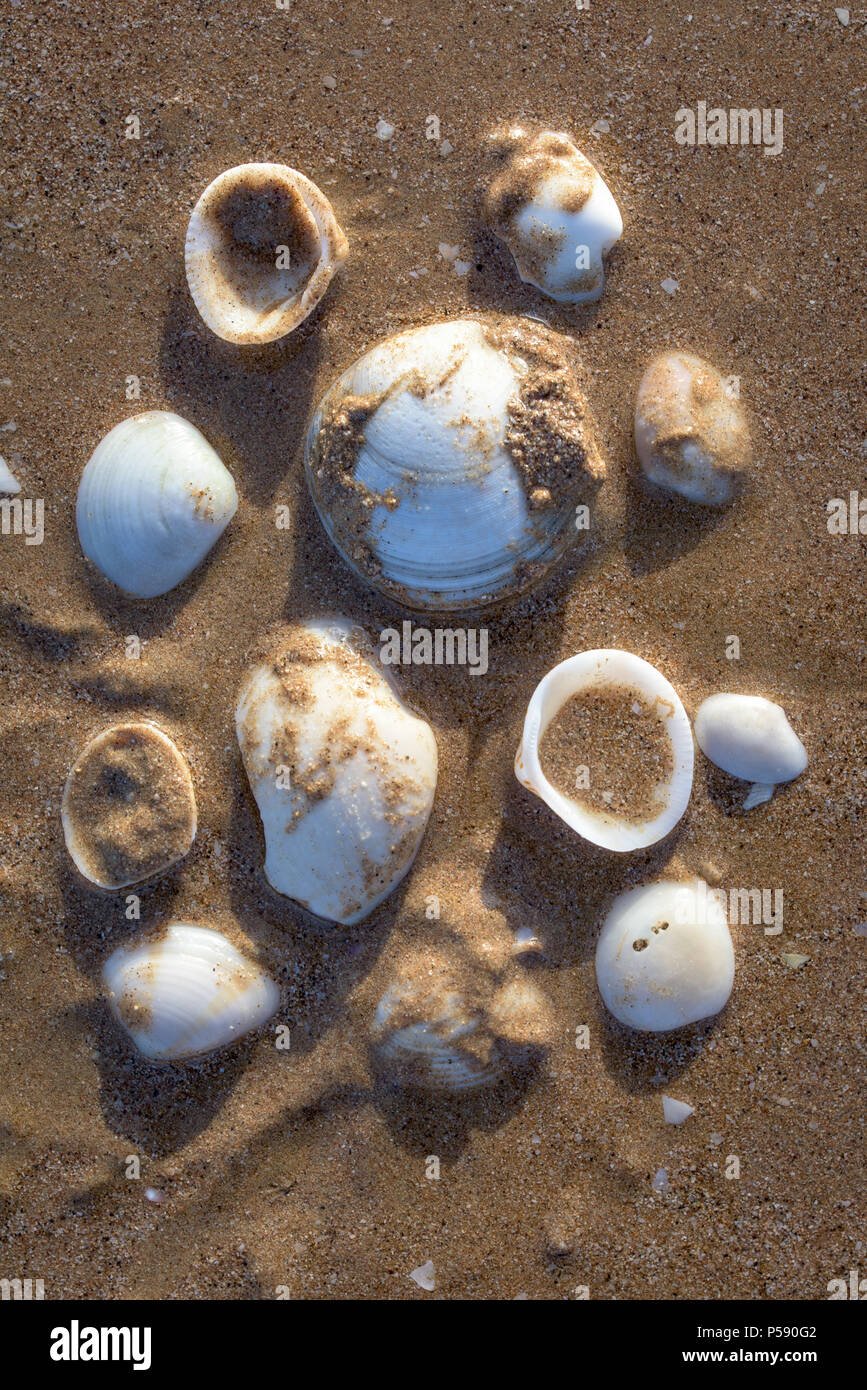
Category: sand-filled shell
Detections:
[
  {"x1": 515, "y1": 649, "x2": 694, "y2": 852},
  {"x1": 634, "y1": 352, "x2": 751, "y2": 505},
  {"x1": 185, "y1": 162, "x2": 348, "y2": 344},
  {"x1": 694, "y1": 693, "x2": 807, "y2": 784},
  {"x1": 305, "y1": 316, "x2": 605, "y2": 611},
  {"x1": 77, "y1": 411, "x2": 238, "y2": 599},
  {"x1": 483, "y1": 125, "x2": 623, "y2": 304},
  {"x1": 102, "y1": 922, "x2": 279, "y2": 1062},
  {"x1": 236, "y1": 620, "x2": 438, "y2": 926},
  {"x1": 370, "y1": 943, "x2": 553, "y2": 1093},
  {"x1": 61, "y1": 722, "x2": 197, "y2": 889},
  {"x1": 595, "y1": 879, "x2": 735, "y2": 1031}
]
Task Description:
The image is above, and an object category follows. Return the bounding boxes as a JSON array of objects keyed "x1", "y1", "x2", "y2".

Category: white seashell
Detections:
[
  {"x1": 595, "y1": 878, "x2": 735, "y2": 1032},
  {"x1": 77, "y1": 411, "x2": 238, "y2": 599},
  {"x1": 185, "y1": 163, "x2": 348, "y2": 344},
  {"x1": 0, "y1": 456, "x2": 20, "y2": 493},
  {"x1": 305, "y1": 316, "x2": 605, "y2": 611},
  {"x1": 483, "y1": 125, "x2": 623, "y2": 304},
  {"x1": 370, "y1": 945, "x2": 553, "y2": 1093},
  {"x1": 61, "y1": 721, "x2": 197, "y2": 889},
  {"x1": 694, "y1": 693, "x2": 807, "y2": 785},
  {"x1": 236, "y1": 620, "x2": 437, "y2": 926},
  {"x1": 743, "y1": 781, "x2": 775, "y2": 811},
  {"x1": 102, "y1": 922, "x2": 279, "y2": 1062},
  {"x1": 409, "y1": 1260, "x2": 435, "y2": 1291},
  {"x1": 634, "y1": 352, "x2": 751, "y2": 505},
  {"x1": 662, "y1": 1095, "x2": 695, "y2": 1125},
  {"x1": 515, "y1": 648, "x2": 694, "y2": 852}
]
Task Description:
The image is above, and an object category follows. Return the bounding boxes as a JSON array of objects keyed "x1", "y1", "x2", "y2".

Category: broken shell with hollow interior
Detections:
[
  {"x1": 515, "y1": 648, "x2": 694, "y2": 851},
  {"x1": 634, "y1": 352, "x2": 751, "y2": 505},
  {"x1": 483, "y1": 124, "x2": 623, "y2": 304},
  {"x1": 102, "y1": 922, "x2": 279, "y2": 1062},
  {"x1": 76, "y1": 410, "x2": 238, "y2": 599},
  {"x1": 304, "y1": 315, "x2": 605, "y2": 612},
  {"x1": 694, "y1": 693, "x2": 807, "y2": 784},
  {"x1": 185, "y1": 162, "x2": 348, "y2": 344},
  {"x1": 595, "y1": 878, "x2": 735, "y2": 1031},
  {"x1": 62, "y1": 721, "x2": 197, "y2": 888},
  {"x1": 235, "y1": 620, "x2": 438, "y2": 926},
  {"x1": 370, "y1": 940, "x2": 554, "y2": 1093}
]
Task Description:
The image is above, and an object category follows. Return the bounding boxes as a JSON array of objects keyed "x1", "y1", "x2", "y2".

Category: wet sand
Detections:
[{"x1": 0, "y1": 0, "x2": 864, "y2": 1299}]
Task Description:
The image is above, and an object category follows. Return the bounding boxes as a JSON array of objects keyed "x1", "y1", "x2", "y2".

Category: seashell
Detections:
[
  {"x1": 634, "y1": 352, "x2": 751, "y2": 505},
  {"x1": 694, "y1": 693, "x2": 807, "y2": 784},
  {"x1": 61, "y1": 721, "x2": 197, "y2": 889},
  {"x1": 102, "y1": 921, "x2": 279, "y2": 1063},
  {"x1": 483, "y1": 125, "x2": 623, "y2": 304},
  {"x1": 77, "y1": 411, "x2": 238, "y2": 599},
  {"x1": 595, "y1": 878, "x2": 735, "y2": 1032},
  {"x1": 370, "y1": 943, "x2": 553, "y2": 1093},
  {"x1": 305, "y1": 316, "x2": 605, "y2": 611},
  {"x1": 0, "y1": 456, "x2": 20, "y2": 493},
  {"x1": 515, "y1": 649, "x2": 694, "y2": 852},
  {"x1": 235, "y1": 620, "x2": 437, "y2": 925},
  {"x1": 185, "y1": 162, "x2": 348, "y2": 344}
]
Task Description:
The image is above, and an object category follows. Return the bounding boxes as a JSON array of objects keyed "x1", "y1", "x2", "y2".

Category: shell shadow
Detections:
[
  {"x1": 623, "y1": 471, "x2": 732, "y2": 579},
  {"x1": 702, "y1": 758, "x2": 755, "y2": 816},
  {"x1": 598, "y1": 1005, "x2": 727, "y2": 1096},
  {"x1": 371, "y1": 1062, "x2": 549, "y2": 1163},
  {"x1": 464, "y1": 225, "x2": 609, "y2": 341},
  {"x1": 157, "y1": 280, "x2": 324, "y2": 506}
]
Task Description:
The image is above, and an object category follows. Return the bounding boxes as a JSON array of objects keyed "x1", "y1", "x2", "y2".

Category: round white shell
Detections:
[
  {"x1": 484, "y1": 126, "x2": 622, "y2": 304},
  {"x1": 185, "y1": 162, "x2": 348, "y2": 344},
  {"x1": 634, "y1": 352, "x2": 751, "y2": 506},
  {"x1": 305, "y1": 317, "x2": 604, "y2": 612},
  {"x1": 694, "y1": 693, "x2": 807, "y2": 784},
  {"x1": 235, "y1": 620, "x2": 438, "y2": 926},
  {"x1": 77, "y1": 411, "x2": 238, "y2": 599},
  {"x1": 515, "y1": 648, "x2": 694, "y2": 851},
  {"x1": 595, "y1": 879, "x2": 735, "y2": 1031},
  {"x1": 370, "y1": 954, "x2": 552, "y2": 1093},
  {"x1": 102, "y1": 922, "x2": 279, "y2": 1062}
]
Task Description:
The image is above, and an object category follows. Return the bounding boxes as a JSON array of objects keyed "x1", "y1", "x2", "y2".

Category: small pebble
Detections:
[
  {"x1": 661, "y1": 278, "x2": 679, "y2": 295},
  {"x1": 322, "y1": 75, "x2": 336, "y2": 90},
  {"x1": 662, "y1": 1096, "x2": 695, "y2": 1125},
  {"x1": 409, "y1": 1259, "x2": 435, "y2": 1291},
  {"x1": 376, "y1": 119, "x2": 395, "y2": 141}
]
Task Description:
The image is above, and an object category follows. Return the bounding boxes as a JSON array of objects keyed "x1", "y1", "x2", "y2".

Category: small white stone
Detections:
[
  {"x1": 652, "y1": 1167, "x2": 670, "y2": 1194},
  {"x1": 835, "y1": 8, "x2": 850, "y2": 25},
  {"x1": 589, "y1": 117, "x2": 610, "y2": 136},
  {"x1": 661, "y1": 277, "x2": 679, "y2": 295},
  {"x1": 439, "y1": 139, "x2": 454, "y2": 157},
  {"x1": 0, "y1": 456, "x2": 20, "y2": 493},
  {"x1": 376, "y1": 119, "x2": 395, "y2": 141},
  {"x1": 322, "y1": 75, "x2": 337, "y2": 90},
  {"x1": 453, "y1": 259, "x2": 472, "y2": 276},
  {"x1": 409, "y1": 1259, "x2": 435, "y2": 1291},
  {"x1": 144, "y1": 1188, "x2": 165, "y2": 1204},
  {"x1": 662, "y1": 1095, "x2": 695, "y2": 1125},
  {"x1": 438, "y1": 242, "x2": 460, "y2": 261}
]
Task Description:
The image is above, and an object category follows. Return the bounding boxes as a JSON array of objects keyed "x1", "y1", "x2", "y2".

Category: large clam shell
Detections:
[
  {"x1": 185, "y1": 162, "x2": 348, "y2": 344},
  {"x1": 235, "y1": 620, "x2": 438, "y2": 926},
  {"x1": 515, "y1": 648, "x2": 694, "y2": 851},
  {"x1": 304, "y1": 316, "x2": 605, "y2": 612},
  {"x1": 76, "y1": 411, "x2": 238, "y2": 599},
  {"x1": 595, "y1": 878, "x2": 735, "y2": 1031},
  {"x1": 102, "y1": 922, "x2": 279, "y2": 1062}
]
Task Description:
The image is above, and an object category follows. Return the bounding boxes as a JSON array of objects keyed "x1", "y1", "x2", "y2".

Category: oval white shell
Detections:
[
  {"x1": 484, "y1": 126, "x2": 623, "y2": 304},
  {"x1": 694, "y1": 693, "x2": 807, "y2": 784},
  {"x1": 236, "y1": 620, "x2": 438, "y2": 926},
  {"x1": 515, "y1": 648, "x2": 694, "y2": 852},
  {"x1": 305, "y1": 317, "x2": 604, "y2": 611},
  {"x1": 102, "y1": 922, "x2": 279, "y2": 1062},
  {"x1": 595, "y1": 879, "x2": 735, "y2": 1031},
  {"x1": 185, "y1": 162, "x2": 348, "y2": 344},
  {"x1": 77, "y1": 411, "x2": 238, "y2": 599},
  {"x1": 634, "y1": 352, "x2": 751, "y2": 506},
  {"x1": 370, "y1": 950, "x2": 552, "y2": 1093}
]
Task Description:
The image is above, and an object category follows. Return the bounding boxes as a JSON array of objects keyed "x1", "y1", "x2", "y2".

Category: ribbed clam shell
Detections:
[
  {"x1": 370, "y1": 954, "x2": 552, "y2": 1093},
  {"x1": 185, "y1": 162, "x2": 348, "y2": 344},
  {"x1": 634, "y1": 352, "x2": 751, "y2": 506},
  {"x1": 484, "y1": 126, "x2": 623, "y2": 304},
  {"x1": 305, "y1": 317, "x2": 604, "y2": 612},
  {"x1": 235, "y1": 620, "x2": 438, "y2": 926},
  {"x1": 515, "y1": 648, "x2": 694, "y2": 852},
  {"x1": 76, "y1": 411, "x2": 238, "y2": 599},
  {"x1": 595, "y1": 879, "x2": 735, "y2": 1032},
  {"x1": 102, "y1": 922, "x2": 279, "y2": 1062},
  {"x1": 694, "y1": 693, "x2": 807, "y2": 784}
]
